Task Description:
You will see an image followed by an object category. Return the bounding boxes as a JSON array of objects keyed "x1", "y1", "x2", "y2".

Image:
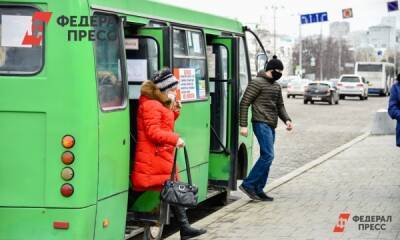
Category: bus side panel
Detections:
[
  {"x1": 175, "y1": 101, "x2": 210, "y2": 168},
  {"x1": 97, "y1": 109, "x2": 130, "y2": 200},
  {"x1": 178, "y1": 163, "x2": 209, "y2": 202},
  {"x1": 239, "y1": 110, "x2": 254, "y2": 175},
  {"x1": 208, "y1": 154, "x2": 229, "y2": 181},
  {"x1": 44, "y1": 2, "x2": 99, "y2": 208},
  {"x1": 94, "y1": 192, "x2": 128, "y2": 240},
  {"x1": 0, "y1": 111, "x2": 46, "y2": 206},
  {"x1": 0, "y1": 206, "x2": 96, "y2": 240},
  {"x1": 175, "y1": 101, "x2": 210, "y2": 202}
]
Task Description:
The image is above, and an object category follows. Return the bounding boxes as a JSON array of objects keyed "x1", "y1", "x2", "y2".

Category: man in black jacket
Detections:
[{"x1": 239, "y1": 55, "x2": 293, "y2": 201}]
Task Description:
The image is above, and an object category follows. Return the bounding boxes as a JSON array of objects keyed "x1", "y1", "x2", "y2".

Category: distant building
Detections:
[
  {"x1": 348, "y1": 31, "x2": 369, "y2": 48},
  {"x1": 329, "y1": 21, "x2": 350, "y2": 39},
  {"x1": 368, "y1": 25, "x2": 397, "y2": 49},
  {"x1": 381, "y1": 16, "x2": 397, "y2": 29}
]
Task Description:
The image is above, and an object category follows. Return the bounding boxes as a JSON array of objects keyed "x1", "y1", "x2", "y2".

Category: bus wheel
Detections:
[{"x1": 143, "y1": 224, "x2": 164, "y2": 240}]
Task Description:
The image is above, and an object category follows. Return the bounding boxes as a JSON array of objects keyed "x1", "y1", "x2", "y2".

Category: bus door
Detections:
[
  {"x1": 123, "y1": 24, "x2": 171, "y2": 222},
  {"x1": 124, "y1": 25, "x2": 171, "y2": 150},
  {"x1": 208, "y1": 37, "x2": 240, "y2": 190}
]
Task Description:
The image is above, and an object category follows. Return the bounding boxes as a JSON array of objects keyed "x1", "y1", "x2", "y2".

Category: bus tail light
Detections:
[
  {"x1": 61, "y1": 151, "x2": 75, "y2": 165},
  {"x1": 62, "y1": 135, "x2": 75, "y2": 149},
  {"x1": 53, "y1": 221, "x2": 69, "y2": 229},
  {"x1": 61, "y1": 167, "x2": 74, "y2": 181},
  {"x1": 60, "y1": 183, "x2": 74, "y2": 197}
]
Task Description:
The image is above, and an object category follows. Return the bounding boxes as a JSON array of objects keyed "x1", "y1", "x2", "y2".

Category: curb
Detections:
[{"x1": 165, "y1": 132, "x2": 370, "y2": 239}]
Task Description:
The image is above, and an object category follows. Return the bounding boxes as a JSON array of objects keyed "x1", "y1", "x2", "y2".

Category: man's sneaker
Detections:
[
  {"x1": 257, "y1": 192, "x2": 274, "y2": 201},
  {"x1": 239, "y1": 184, "x2": 261, "y2": 200}
]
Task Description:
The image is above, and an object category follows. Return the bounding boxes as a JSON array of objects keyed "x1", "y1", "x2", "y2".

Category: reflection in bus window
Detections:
[
  {"x1": 173, "y1": 29, "x2": 187, "y2": 56},
  {"x1": 94, "y1": 13, "x2": 125, "y2": 109},
  {"x1": 239, "y1": 38, "x2": 249, "y2": 98},
  {"x1": 0, "y1": 6, "x2": 43, "y2": 75}
]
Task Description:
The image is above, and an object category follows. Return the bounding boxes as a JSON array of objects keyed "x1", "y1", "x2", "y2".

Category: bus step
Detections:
[{"x1": 125, "y1": 225, "x2": 144, "y2": 239}]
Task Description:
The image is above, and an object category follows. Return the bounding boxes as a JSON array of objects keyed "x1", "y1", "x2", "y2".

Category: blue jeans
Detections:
[{"x1": 242, "y1": 122, "x2": 275, "y2": 194}]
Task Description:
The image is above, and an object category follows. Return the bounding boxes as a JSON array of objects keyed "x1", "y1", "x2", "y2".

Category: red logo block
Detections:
[
  {"x1": 333, "y1": 213, "x2": 351, "y2": 233},
  {"x1": 22, "y1": 12, "x2": 52, "y2": 46}
]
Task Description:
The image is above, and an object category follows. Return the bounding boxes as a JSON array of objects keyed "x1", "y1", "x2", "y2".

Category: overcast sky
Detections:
[{"x1": 158, "y1": 0, "x2": 399, "y2": 38}]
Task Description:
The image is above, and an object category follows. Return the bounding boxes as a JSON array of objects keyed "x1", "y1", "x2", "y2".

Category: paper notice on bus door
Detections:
[
  {"x1": 127, "y1": 59, "x2": 147, "y2": 82},
  {"x1": 1, "y1": 15, "x2": 32, "y2": 48},
  {"x1": 174, "y1": 68, "x2": 197, "y2": 101}
]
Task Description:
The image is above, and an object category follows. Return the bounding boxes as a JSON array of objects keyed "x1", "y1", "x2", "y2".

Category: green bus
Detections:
[{"x1": 0, "y1": 0, "x2": 267, "y2": 239}]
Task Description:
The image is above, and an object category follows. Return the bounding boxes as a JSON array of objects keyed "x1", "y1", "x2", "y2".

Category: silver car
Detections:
[{"x1": 287, "y1": 78, "x2": 310, "y2": 98}]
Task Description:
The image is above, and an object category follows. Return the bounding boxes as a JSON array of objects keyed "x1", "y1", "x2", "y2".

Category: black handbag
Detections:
[{"x1": 160, "y1": 146, "x2": 198, "y2": 208}]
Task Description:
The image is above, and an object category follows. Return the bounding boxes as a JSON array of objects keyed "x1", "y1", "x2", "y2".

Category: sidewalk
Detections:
[{"x1": 166, "y1": 135, "x2": 400, "y2": 240}]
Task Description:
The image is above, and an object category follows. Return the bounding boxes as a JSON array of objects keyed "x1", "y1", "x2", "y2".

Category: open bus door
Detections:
[
  {"x1": 124, "y1": 24, "x2": 172, "y2": 240},
  {"x1": 208, "y1": 28, "x2": 267, "y2": 192},
  {"x1": 208, "y1": 36, "x2": 240, "y2": 191}
]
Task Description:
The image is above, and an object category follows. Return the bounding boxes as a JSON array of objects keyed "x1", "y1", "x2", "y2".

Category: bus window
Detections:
[
  {"x1": 94, "y1": 13, "x2": 126, "y2": 110},
  {"x1": 173, "y1": 28, "x2": 207, "y2": 101},
  {"x1": 0, "y1": 6, "x2": 43, "y2": 75},
  {"x1": 357, "y1": 64, "x2": 382, "y2": 72},
  {"x1": 126, "y1": 38, "x2": 159, "y2": 81},
  {"x1": 239, "y1": 38, "x2": 249, "y2": 98}
]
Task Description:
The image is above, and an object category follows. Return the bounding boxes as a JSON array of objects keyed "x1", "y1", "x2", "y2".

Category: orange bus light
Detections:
[
  {"x1": 62, "y1": 135, "x2": 75, "y2": 148},
  {"x1": 61, "y1": 151, "x2": 75, "y2": 165}
]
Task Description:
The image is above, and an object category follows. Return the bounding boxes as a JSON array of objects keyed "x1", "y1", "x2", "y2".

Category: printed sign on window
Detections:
[
  {"x1": 198, "y1": 80, "x2": 206, "y2": 99},
  {"x1": 1, "y1": 15, "x2": 32, "y2": 48},
  {"x1": 174, "y1": 68, "x2": 197, "y2": 101},
  {"x1": 127, "y1": 59, "x2": 147, "y2": 82}
]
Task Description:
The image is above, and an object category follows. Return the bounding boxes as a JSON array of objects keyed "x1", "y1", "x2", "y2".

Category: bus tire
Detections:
[{"x1": 143, "y1": 224, "x2": 164, "y2": 240}]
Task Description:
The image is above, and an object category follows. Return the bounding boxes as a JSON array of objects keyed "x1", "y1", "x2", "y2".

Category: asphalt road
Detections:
[{"x1": 260, "y1": 90, "x2": 390, "y2": 183}]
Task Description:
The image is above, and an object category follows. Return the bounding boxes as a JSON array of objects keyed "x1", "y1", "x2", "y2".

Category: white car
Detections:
[
  {"x1": 287, "y1": 78, "x2": 310, "y2": 98},
  {"x1": 337, "y1": 75, "x2": 369, "y2": 100}
]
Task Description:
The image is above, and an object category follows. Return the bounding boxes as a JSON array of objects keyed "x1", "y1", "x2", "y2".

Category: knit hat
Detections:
[
  {"x1": 152, "y1": 68, "x2": 179, "y2": 92},
  {"x1": 265, "y1": 55, "x2": 284, "y2": 71}
]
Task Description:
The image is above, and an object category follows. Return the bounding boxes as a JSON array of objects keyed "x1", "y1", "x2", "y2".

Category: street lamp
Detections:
[{"x1": 266, "y1": 4, "x2": 284, "y2": 55}]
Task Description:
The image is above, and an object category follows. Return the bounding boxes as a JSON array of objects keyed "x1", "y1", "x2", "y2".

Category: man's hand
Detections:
[
  {"x1": 286, "y1": 121, "x2": 293, "y2": 131},
  {"x1": 240, "y1": 127, "x2": 248, "y2": 137}
]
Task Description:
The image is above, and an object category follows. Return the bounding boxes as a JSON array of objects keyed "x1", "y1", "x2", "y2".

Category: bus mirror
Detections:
[{"x1": 256, "y1": 54, "x2": 267, "y2": 72}]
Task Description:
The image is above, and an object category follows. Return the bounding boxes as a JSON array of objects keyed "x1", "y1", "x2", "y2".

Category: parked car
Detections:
[
  {"x1": 304, "y1": 81, "x2": 340, "y2": 105},
  {"x1": 278, "y1": 75, "x2": 300, "y2": 88},
  {"x1": 287, "y1": 78, "x2": 310, "y2": 98},
  {"x1": 337, "y1": 74, "x2": 369, "y2": 100}
]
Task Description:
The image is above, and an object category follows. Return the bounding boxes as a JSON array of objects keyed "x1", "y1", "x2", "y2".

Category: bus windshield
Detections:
[{"x1": 357, "y1": 64, "x2": 382, "y2": 72}]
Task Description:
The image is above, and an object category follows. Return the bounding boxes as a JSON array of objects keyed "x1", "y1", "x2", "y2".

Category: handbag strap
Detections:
[{"x1": 169, "y1": 146, "x2": 192, "y2": 185}]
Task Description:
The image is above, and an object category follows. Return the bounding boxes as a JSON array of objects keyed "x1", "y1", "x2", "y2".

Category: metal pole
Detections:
[
  {"x1": 338, "y1": 37, "x2": 342, "y2": 76},
  {"x1": 273, "y1": 6, "x2": 276, "y2": 55},
  {"x1": 319, "y1": 23, "x2": 323, "y2": 80},
  {"x1": 299, "y1": 20, "x2": 302, "y2": 77}
]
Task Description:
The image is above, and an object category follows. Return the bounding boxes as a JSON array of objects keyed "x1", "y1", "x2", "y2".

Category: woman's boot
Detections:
[{"x1": 172, "y1": 206, "x2": 206, "y2": 240}]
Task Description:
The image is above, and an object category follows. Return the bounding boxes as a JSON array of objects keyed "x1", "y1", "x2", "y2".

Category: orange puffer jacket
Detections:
[{"x1": 131, "y1": 80, "x2": 180, "y2": 191}]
